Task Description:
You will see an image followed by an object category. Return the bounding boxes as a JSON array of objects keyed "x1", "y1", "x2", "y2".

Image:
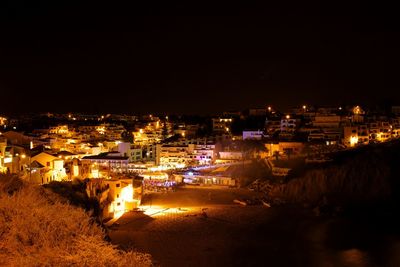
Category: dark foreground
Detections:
[{"x1": 109, "y1": 187, "x2": 400, "y2": 267}]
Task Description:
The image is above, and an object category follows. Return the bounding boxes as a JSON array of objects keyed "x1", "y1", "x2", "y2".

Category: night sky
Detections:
[{"x1": 0, "y1": 1, "x2": 399, "y2": 115}]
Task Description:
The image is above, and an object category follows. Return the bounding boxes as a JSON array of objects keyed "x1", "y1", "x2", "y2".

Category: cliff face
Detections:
[{"x1": 269, "y1": 141, "x2": 400, "y2": 206}]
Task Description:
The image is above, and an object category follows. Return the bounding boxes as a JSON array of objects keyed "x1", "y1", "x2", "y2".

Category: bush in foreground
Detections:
[{"x1": 0, "y1": 175, "x2": 151, "y2": 266}]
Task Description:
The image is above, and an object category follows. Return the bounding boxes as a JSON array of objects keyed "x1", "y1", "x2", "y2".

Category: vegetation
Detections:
[
  {"x1": 229, "y1": 160, "x2": 272, "y2": 186},
  {"x1": 44, "y1": 180, "x2": 101, "y2": 219},
  {"x1": 0, "y1": 175, "x2": 152, "y2": 266}
]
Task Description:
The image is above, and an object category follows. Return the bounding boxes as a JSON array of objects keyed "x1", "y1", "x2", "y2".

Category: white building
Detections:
[
  {"x1": 242, "y1": 130, "x2": 264, "y2": 140},
  {"x1": 280, "y1": 117, "x2": 300, "y2": 132},
  {"x1": 30, "y1": 152, "x2": 67, "y2": 183}
]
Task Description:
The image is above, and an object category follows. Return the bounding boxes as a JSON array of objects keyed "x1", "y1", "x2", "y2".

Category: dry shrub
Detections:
[{"x1": 0, "y1": 176, "x2": 151, "y2": 267}]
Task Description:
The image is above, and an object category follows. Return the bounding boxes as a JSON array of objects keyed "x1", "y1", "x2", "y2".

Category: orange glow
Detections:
[
  {"x1": 350, "y1": 136, "x2": 358, "y2": 146},
  {"x1": 120, "y1": 184, "x2": 134, "y2": 202},
  {"x1": 139, "y1": 205, "x2": 192, "y2": 217},
  {"x1": 96, "y1": 126, "x2": 106, "y2": 135}
]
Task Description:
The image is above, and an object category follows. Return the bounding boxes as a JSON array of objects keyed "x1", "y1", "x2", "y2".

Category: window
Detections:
[{"x1": 116, "y1": 183, "x2": 120, "y2": 187}]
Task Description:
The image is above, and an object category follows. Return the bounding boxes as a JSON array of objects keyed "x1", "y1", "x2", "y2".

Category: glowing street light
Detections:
[
  {"x1": 350, "y1": 136, "x2": 358, "y2": 146},
  {"x1": 286, "y1": 115, "x2": 290, "y2": 119}
]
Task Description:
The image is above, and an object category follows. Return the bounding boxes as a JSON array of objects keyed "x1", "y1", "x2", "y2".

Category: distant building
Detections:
[
  {"x1": 242, "y1": 130, "x2": 264, "y2": 140},
  {"x1": 265, "y1": 118, "x2": 281, "y2": 135},
  {"x1": 280, "y1": 117, "x2": 300, "y2": 132},
  {"x1": 82, "y1": 154, "x2": 129, "y2": 177},
  {"x1": 312, "y1": 115, "x2": 341, "y2": 128},
  {"x1": 392, "y1": 106, "x2": 400, "y2": 115},
  {"x1": 117, "y1": 142, "x2": 142, "y2": 162},
  {"x1": 249, "y1": 108, "x2": 267, "y2": 116},
  {"x1": 369, "y1": 121, "x2": 391, "y2": 142},
  {"x1": 218, "y1": 151, "x2": 243, "y2": 162},
  {"x1": 212, "y1": 118, "x2": 233, "y2": 133},
  {"x1": 343, "y1": 125, "x2": 369, "y2": 147}
]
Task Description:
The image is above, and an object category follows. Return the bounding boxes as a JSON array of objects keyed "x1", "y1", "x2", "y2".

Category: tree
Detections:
[
  {"x1": 162, "y1": 120, "x2": 169, "y2": 140},
  {"x1": 121, "y1": 130, "x2": 133, "y2": 143},
  {"x1": 273, "y1": 151, "x2": 280, "y2": 161}
]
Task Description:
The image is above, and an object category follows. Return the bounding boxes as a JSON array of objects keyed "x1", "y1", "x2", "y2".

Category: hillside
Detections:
[
  {"x1": 269, "y1": 140, "x2": 400, "y2": 207},
  {"x1": 0, "y1": 175, "x2": 151, "y2": 267}
]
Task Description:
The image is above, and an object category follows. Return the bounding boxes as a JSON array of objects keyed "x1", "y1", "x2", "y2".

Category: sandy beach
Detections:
[{"x1": 109, "y1": 186, "x2": 400, "y2": 267}]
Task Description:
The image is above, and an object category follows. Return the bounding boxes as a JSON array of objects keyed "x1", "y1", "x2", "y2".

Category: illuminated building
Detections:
[
  {"x1": 343, "y1": 126, "x2": 368, "y2": 147},
  {"x1": 242, "y1": 130, "x2": 264, "y2": 140},
  {"x1": 157, "y1": 143, "x2": 216, "y2": 168},
  {"x1": 351, "y1": 105, "x2": 365, "y2": 123},
  {"x1": 217, "y1": 151, "x2": 244, "y2": 163},
  {"x1": 158, "y1": 145, "x2": 191, "y2": 169},
  {"x1": 0, "y1": 137, "x2": 7, "y2": 172},
  {"x1": 265, "y1": 118, "x2": 281, "y2": 134},
  {"x1": 82, "y1": 154, "x2": 129, "y2": 177},
  {"x1": 30, "y1": 152, "x2": 67, "y2": 183},
  {"x1": 116, "y1": 142, "x2": 143, "y2": 162},
  {"x1": 49, "y1": 125, "x2": 69, "y2": 135},
  {"x1": 280, "y1": 116, "x2": 300, "y2": 132},
  {"x1": 212, "y1": 118, "x2": 233, "y2": 133},
  {"x1": 86, "y1": 178, "x2": 142, "y2": 219},
  {"x1": 369, "y1": 122, "x2": 392, "y2": 142}
]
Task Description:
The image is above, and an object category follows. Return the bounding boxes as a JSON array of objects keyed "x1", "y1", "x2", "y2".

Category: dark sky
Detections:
[{"x1": 0, "y1": 1, "x2": 399, "y2": 115}]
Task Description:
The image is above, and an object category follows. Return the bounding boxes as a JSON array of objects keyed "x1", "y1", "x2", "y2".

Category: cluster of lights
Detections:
[
  {"x1": 96, "y1": 126, "x2": 106, "y2": 135},
  {"x1": 350, "y1": 136, "x2": 359, "y2": 146},
  {"x1": 353, "y1": 105, "x2": 363, "y2": 115},
  {"x1": 0, "y1": 117, "x2": 7, "y2": 126}
]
